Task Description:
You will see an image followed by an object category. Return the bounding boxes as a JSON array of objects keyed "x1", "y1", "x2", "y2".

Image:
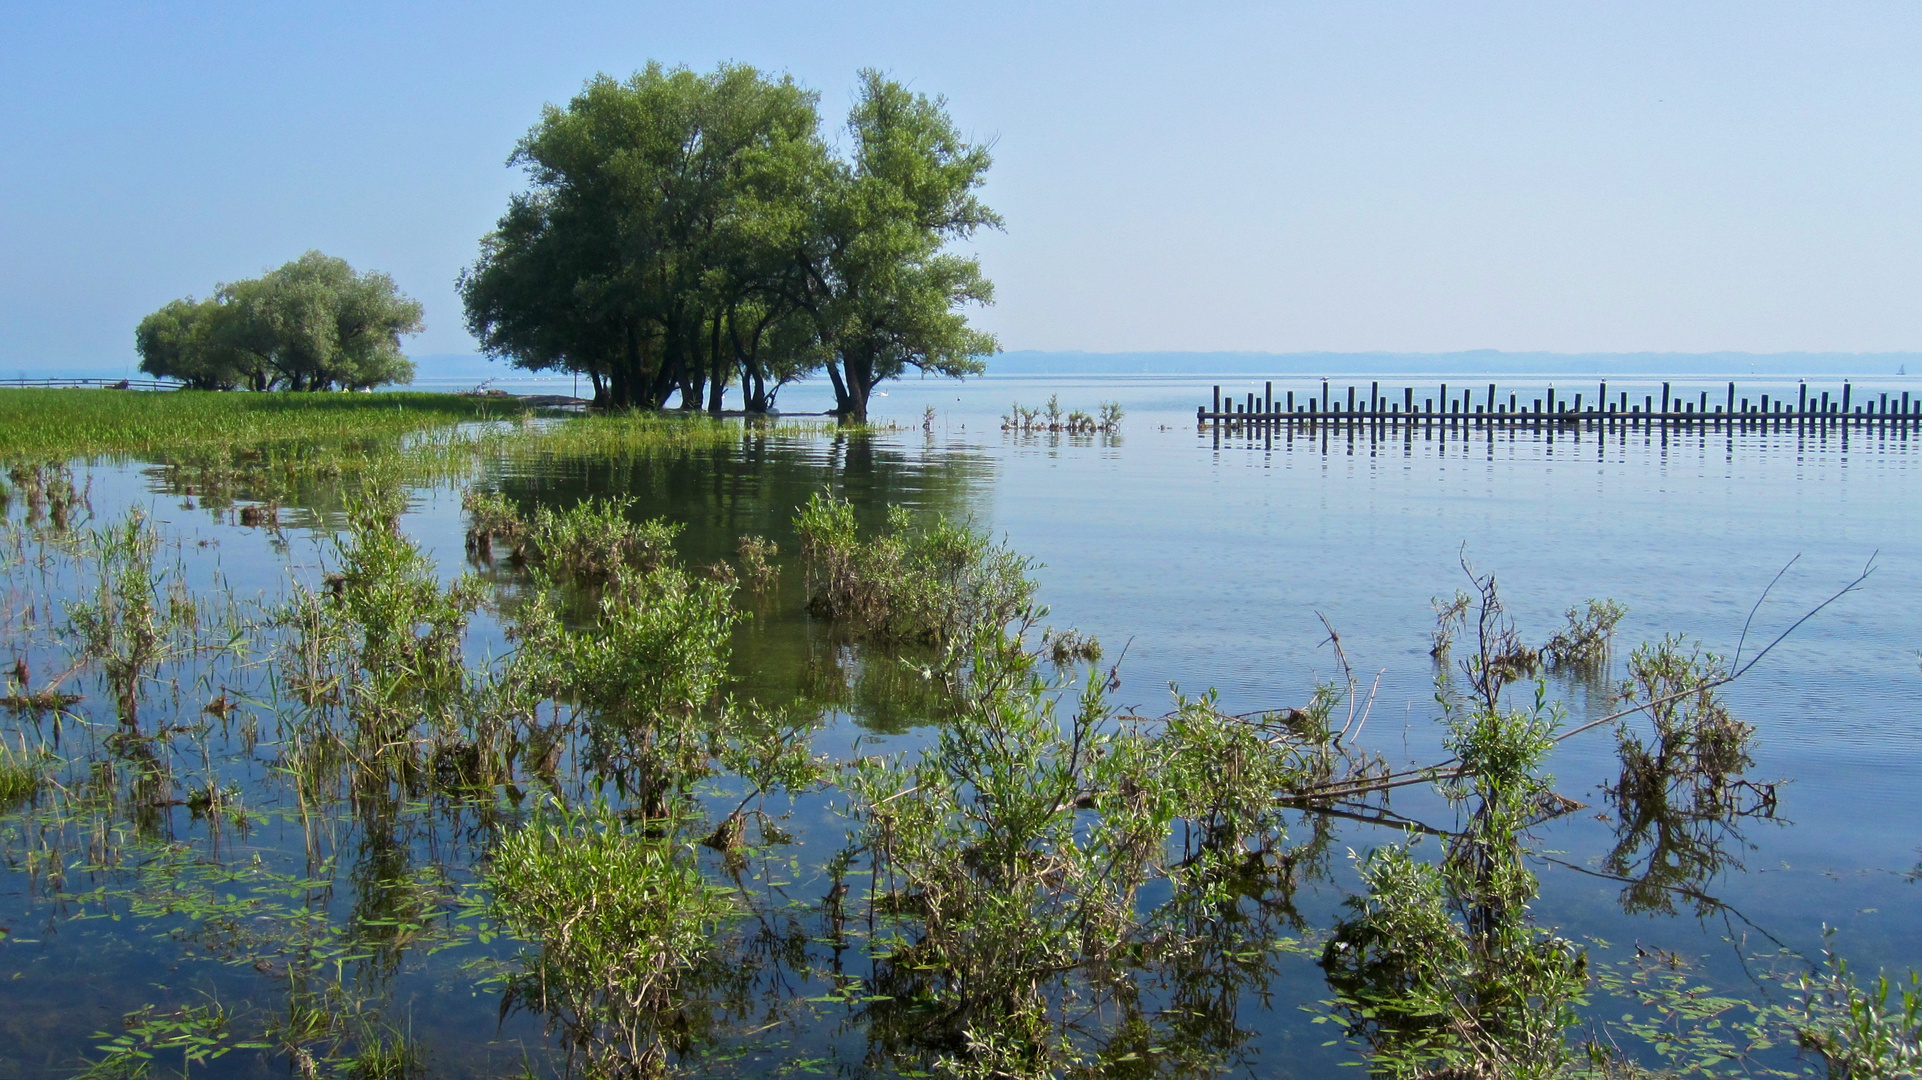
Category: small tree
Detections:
[
  {"x1": 135, "y1": 298, "x2": 246, "y2": 390},
  {"x1": 134, "y1": 252, "x2": 423, "y2": 391}
]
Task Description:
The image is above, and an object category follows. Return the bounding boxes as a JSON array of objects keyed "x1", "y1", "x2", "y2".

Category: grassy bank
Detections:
[
  {"x1": 0, "y1": 388, "x2": 527, "y2": 457},
  {"x1": 0, "y1": 389, "x2": 877, "y2": 461}
]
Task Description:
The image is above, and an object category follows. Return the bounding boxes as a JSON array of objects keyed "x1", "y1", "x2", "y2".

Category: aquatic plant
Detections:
[
  {"x1": 0, "y1": 742, "x2": 42, "y2": 809},
  {"x1": 1543, "y1": 598, "x2": 1627, "y2": 670},
  {"x1": 1322, "y1": 688, "x2": 1585, "y2": 1080},
  {"x1": 461, "y1": 489, "x2": 680, "y2": 586},
  {"x1": 795, "y1": 490, "x2": 1036, "y2": 650},
  {"x1": 508, "y1": 561, "x2": 737, "y2": 815},
  {"x1": 1603, "y1": 636, "x2": 1771, "y2": 916},
  {"x1": 1430, "y1": 589, "x2": 1471, "y2": 659},
  {"x1": 848, "y1": 627, "x2": 1346, "y2": 1074},
  {"x1": 735, "y1": 534, "x2": 779, "y2": 593},
  {"x1": 1000, "y1": 399, "x2": 1123, "y2": 435},
  {"x1": 1787, "y1": 943, "x2": 1922, "y2": 1079},
  {"x1": 486, "y1": 801, "x2": 733, "y2": 1078}
]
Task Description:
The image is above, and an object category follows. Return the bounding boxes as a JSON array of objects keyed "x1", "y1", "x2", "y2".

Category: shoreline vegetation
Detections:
[
  {"x1": 0, "y1": 389, "x2": 1911, "y2": 1078},
  {"x1": 0, "y1": 387, "x2": 878, "y2": 459}
]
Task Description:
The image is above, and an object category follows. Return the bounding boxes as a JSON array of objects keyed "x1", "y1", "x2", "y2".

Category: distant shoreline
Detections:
[{"x1": 15, "y1": 348, "x2": 1919, "y2": 385}]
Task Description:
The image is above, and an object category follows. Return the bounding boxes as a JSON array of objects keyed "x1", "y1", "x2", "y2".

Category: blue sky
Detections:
[{"x1": 5, "y1": 2, "x2": 1922, "y2": 371}]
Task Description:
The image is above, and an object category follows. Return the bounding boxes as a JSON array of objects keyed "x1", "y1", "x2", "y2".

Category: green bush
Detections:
[
  {"x1": 487, "y1": 802, "x2": 732, "y2": 1076},
  {"x1": 795, "y1": 490, "x2": 1035, "y2": 649}
]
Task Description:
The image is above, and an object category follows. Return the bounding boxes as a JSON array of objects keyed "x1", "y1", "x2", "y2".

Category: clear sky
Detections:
[{"x1": 5, "y1": 1, "x2": 1922, "y2": 371}]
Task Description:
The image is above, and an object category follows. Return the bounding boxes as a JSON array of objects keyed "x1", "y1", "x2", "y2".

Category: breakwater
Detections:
[{"x1": 1199, "y1": 379, "x2": 1918, "y2": 431}]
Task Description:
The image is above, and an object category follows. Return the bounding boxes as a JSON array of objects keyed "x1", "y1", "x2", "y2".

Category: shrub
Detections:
[
  {"x1": 795, "y1": 490, "x2": 1035, "y2": 650},
  {"x1": 486, "y1": 801, "x2": 732, "y2": 1077},
  {"x1": 1543, "y1": 599, "x2": 1627, "y2": 670}
]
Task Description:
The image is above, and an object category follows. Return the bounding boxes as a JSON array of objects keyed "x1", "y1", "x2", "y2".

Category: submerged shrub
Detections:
[
  {"x1": 735, "y1": 535, "x2": 779, "y2": 593},
  {"x1": 1789, "y1": 944, "x2": 1922, "y2": 1079},
  {"x1": 487, "y1": 801, "x2": 732, "y2": 1077},
  {"x1": 1603, "y1": 636, "x2": 1769, "y2": 915},
  {"x1": 510, "y1": 561, "x2": 738, "y2": 813},
  {"x1": 461, "y1": 487, "x2": 523, "y2": 560},
  {"x1": 461, "y1": 489, "x2": 680, "y2": 586},
  {"x1": 327, "y1": 496, "x2": 484, "y2": 735},
  {"x1": 1542, "y1": 598, "x2": 1627, "y2": 670},
  {"x1": 848, "y1": 637, "x2": 1337, "y2": 1073},
  {"x1": 1430, "y1": 590, "x2": 1470, "y2": 659},
  {"x1": 795, "y1": 490, "x2": 1036, "y2": 649}
]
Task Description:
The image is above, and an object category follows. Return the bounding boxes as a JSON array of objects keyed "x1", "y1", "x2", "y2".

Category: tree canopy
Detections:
[
  {"x1": 136, "y1": 252, "x2": 424, "y2": 391},
  {"x1": 459, "y1": 64, "x2": 1000, "y2": 420}
]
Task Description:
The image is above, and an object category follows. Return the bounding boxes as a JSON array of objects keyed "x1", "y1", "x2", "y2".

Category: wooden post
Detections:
[
  {"x1": 1727, "y1": 382, "x2": 1736, "y2": 414},
  {"x1": 1265, "y1": 381, "x2": 1273, "y2": 415},
  {"x1": 1661, "y1": 382, "x2": 1671, "y2": 416},
  {"x1": 1213, "y1": 386, "x2": 1220, "y2": 414},
  {"x1": 1798, "y1": 382, "x2": 1807, "y2": 416},
  {"x1": 1843, "y1": 382, "x2": 1852, "y2": 413}
]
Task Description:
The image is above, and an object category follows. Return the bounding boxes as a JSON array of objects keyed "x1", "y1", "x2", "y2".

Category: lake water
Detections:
[{"x1": 3, "y1": 372, "x2": 1919, "y2": 1077}]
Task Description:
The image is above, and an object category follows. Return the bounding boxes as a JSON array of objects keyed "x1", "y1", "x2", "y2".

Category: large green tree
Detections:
[
  {"x1": 460, "y1": 64, "x2": 1000, "y2": 419},
  {"x1": 461, "y1": 63, "x2": 823, "y2": 410},
  {"x1": 136, "y1": 252, "x2": 423, "y2": 391},
  {"x1": 793, "y1": 72, "x2": 1001, "y2": 422}
]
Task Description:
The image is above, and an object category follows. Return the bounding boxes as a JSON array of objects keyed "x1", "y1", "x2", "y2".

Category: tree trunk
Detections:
[
  {"x1": 706, "y1": 314, "x2": 726, "y2": 415},
  {"x1": 825, "y1": 359, "x2": 855, "y2": 421}
]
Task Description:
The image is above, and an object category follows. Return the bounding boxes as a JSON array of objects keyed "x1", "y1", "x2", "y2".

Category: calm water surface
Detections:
[{"x1": 2, "y1": 373, "x2": 1918, "y2": 1077}]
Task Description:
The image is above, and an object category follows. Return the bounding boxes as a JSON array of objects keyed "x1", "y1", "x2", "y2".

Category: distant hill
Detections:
[
  {"x1": 419, "y1": 350, "x2": 1922, "y2": 381},
  {"x1": 985, "y1": 350, "x2": 1922, "y2": 377}
]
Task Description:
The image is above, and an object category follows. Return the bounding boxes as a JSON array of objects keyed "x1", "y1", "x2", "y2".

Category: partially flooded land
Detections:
[{"x1": 0, "y1": 384, "x2": 1918, "y2": 1079}]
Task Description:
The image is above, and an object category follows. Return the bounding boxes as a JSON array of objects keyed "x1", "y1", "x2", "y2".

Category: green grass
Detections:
[
  {"x1": 0, "y1": 389, "x2": 528, "y2": 457},
  {"x1": 0, "y1": 389, "x2": 884, "y2": 462},
  {"x1": 487, "y1": 410, "x2": 855, "y2": 460}
]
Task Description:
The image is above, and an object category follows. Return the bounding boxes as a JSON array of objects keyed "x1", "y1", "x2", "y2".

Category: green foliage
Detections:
[
  {"x1": 795, "y1": 490, "x2": 1035, "y2": 650},
  {"x1": 136, "y1": 251, "x2": 424, "y2": 391},
  {"x1": 75, "y1": 1001, "x2": 267, "y2": 1079},
  {"x1": 320, "y1": 495, "x2": 484, "y2": 738},
  {"x1": 0, "y1": 388, "x2": 520, "y2": 457},
  {"x1": 0, "y1": 742, "x2": 44, "y2": 809},
  {"x1": 801, "y1": 70, "x2": 1001, "y2": 421},
  {"x1": 1544, "y1": 599, "x2": 1628, "y2": 670},
  {"x1": 460, "y1": 62, "x2": 999, "y2": 417},
  {"x1": 1001, "y1": 399, "x2": 1123, "y2": 435},
  {"x1": 509, "y1": 558, "x2": 738, "y2": 814},
  {"x1": 848, "y1": 638, "x2": 1335, "y2": 1075},
  {"x1": 486, "y1": 800, "x2": 733, "y2": 1077},
  {"x1": 520, "y1": 496, "x2": 682, "y2": 585},
  {"x1": 1605, "y1": 637, "x2": 1769, "y2": 917},
  {"x1": 1788, "y1": 943, "x2": 1922, "y2": 1079}
]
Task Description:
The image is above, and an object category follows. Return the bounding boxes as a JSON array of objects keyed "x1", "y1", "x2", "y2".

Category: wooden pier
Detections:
[{"x1": 1199, "y1": 380, "x2": 1921, "y2": 432}]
